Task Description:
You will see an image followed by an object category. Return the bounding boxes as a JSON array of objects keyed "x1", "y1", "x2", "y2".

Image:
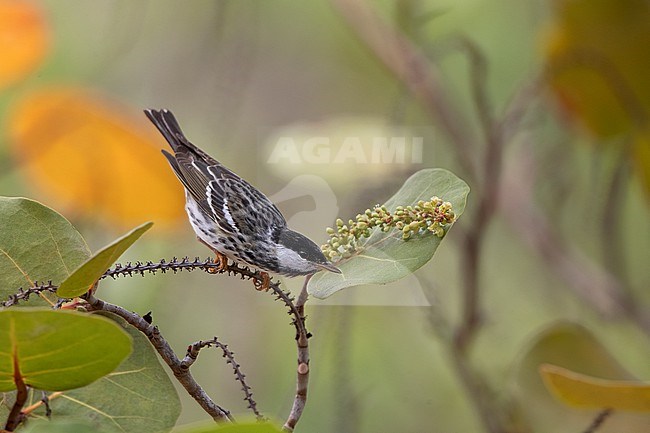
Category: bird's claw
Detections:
[
  {"x1": 207, "y1": 252, "x2": 228, "y2": 274},
  {"x1": 254, "y1": 272, "x2": 271, "y2": 291}
]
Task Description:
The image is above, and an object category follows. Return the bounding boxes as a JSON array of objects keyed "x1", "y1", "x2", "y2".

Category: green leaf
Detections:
[
  {"x1": 540, "y1": 364, "x2": 650, "y2": 412},
  {"x1": 308, "y1": 168, "x2": 469, "y2": 299},
  {"x1": 57, "y1": 222, "x2": 153, "y2": 298},
  {"x1": 0, "y1": 309, "x2": 132, "y2": 392},
  {"x1": 174, "y1": 422, "x2": 284, "y2": 433},
  {"x1": 21, "y1": 419, "x2": 105, "y2": 433},
  {"x1": 45, "y1": 312, "x2": 181, "y2": 433},
  {"x1": 0, "y1": 197, "x2": 90, "y2": 302}
]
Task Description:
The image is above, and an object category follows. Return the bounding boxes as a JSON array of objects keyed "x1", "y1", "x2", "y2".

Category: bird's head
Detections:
[{"x1": 274, "y1": 228, "x2": 341, "y2": 277}]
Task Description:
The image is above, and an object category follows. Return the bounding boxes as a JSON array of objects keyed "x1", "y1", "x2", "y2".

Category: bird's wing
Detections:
[
  {"x1": 206, "y1": 164, "x2": 287, "y2": 237},
  {"x1": 148, "y1": 108, "x2": 285, "y2": 236}
]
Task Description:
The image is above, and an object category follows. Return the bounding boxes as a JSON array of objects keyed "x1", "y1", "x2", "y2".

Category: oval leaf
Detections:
[
  {"x1": 0, "y1": 196, "x2": 90, "y2": 302},
  {"x1": 0, "y1": 309, "x2": 132, "y2": 392},
  {"x1": 308, "y1": 168, "x2": 469, "y2": 299},
  {"x1": 57, "y1": 221, "x2": 153, "y2": 298},
  {"x1": 540, "y1": 364, "x2": 650, "y2": 412},
  {"x1": 7, "y1": 88, "x2": 186, "y2": 229},
  {"x1": 47, "y1": 313, "x2": 181, "y2": 433}
]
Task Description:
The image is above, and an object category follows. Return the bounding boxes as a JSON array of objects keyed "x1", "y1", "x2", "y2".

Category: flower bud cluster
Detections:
[{"x1": 322, "y1": 196, "x2": 456, "y2": 262}]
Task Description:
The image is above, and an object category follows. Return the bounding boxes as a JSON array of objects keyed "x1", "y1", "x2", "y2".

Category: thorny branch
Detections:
[
  {"x1": 83, "y1": 294, "x2": 233, "y2": 423},
  {"x1": 2, "y1": 256, "x2": 311, "y2": 431},
  {"x1": 182, "y1": 337, "x2": 263, "y2": 420}
]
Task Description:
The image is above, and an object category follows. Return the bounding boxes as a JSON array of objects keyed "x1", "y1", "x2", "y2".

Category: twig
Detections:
[
  {"x1": 282, "y1": 274, "x2": 312, "y2": 432},
  {"x1": 1, "y1": 282, "x2": 57, "y2": 308},
  {"x1": 183, "y1": 337, "x2": 263, "y2": 420},
  {"x1": 82, "y1": 294, "x2": 233, "y2": 423},
  {"x1": 582, "y1": 408, "x2": 613, "y2": 433},
  {"x1": 21, "y1": 392, "x2": 62, "y2": 418}
]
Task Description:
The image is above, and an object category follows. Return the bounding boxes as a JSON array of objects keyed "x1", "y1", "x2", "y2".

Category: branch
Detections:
[
  {"x1": 2, "y1": 257, "x2": 312, "y2": 429},
  {"x1": 1, "y1": 282, "x2": 57, "y2": 308},
  {"x1": 82, "y1": 294, "x2": 233, "y2": 423},
  {"x1": 183, "y1": 337, "x2": 263, "y2": 420},
  {"x1": 282, "y1": 275, "x2": 312, "y2": 432}
]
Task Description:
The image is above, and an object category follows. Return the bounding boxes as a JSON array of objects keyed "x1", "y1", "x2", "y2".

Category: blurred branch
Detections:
[
  {"x1": 500, "y1": 143, "x2": 650, "y2": 335},
  {"x1": 430, "y1": 35, "x2": 493, "y2": 134},
  {"x1": 329, "y1": 0, "x2": 478, "y2": 178},
  {"x1": 582, "y1": 408, "x2": 612, "y2": 433},
  {"x1": 500, "y1": 144, "x2": 631, "y2": 316},
  {"x1": 329, "y1": 1, "x2": 507, "y2": 432}
]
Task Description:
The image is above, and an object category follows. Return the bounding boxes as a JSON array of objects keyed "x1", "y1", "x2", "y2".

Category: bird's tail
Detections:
[
  {"x1": 144, "y1": 109, "x2": 191, "y2": 152},
  {"x1": 144, "y1": 109, "x2": 216, "y2": 165}
]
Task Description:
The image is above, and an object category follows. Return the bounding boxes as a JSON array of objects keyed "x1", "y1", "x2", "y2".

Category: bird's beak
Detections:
[{"x1": 317, "y1": 263, "x2": 342, "y2": 274}]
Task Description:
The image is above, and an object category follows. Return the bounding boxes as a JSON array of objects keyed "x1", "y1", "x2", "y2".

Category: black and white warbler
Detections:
[{"x1": 145, "y1": 109, "x2": 341, "y2": 290}]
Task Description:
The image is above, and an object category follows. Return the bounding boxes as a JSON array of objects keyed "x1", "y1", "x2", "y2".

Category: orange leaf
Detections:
[
  {"x1": 544, "y1": 0, "x2": 650, "y2": 140},
  {"x1": 0, "y1": 0, "x2": 49, "y2": 90},
  {"x1": 7, "y1": 87, "x2": 186, "y2": 229},
  {"x1": 541, "y1": 364, "x2": 650, "y2": 412}
]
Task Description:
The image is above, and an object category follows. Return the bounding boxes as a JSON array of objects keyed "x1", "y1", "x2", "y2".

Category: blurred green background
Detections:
[{"x1": 1, "y1": 1, "x2": 649, "y2": 432}]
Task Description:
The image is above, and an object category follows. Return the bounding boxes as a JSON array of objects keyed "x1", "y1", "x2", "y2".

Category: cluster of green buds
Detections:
[{"x1": 322, "y1": 196, "x2": 456, "y2": 262}]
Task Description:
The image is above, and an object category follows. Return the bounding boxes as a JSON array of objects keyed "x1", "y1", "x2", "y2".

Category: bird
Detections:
[{"x1": 144, "y1": 109, "x2": 341, "y2": 290}]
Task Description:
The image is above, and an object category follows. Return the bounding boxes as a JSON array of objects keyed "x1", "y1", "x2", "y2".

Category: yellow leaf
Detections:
[
  {"x1": 0, "y1": 0, "x2": 49, "y2": 90},
  {"x1": 544, "y1": 0, "x2": 650, "y2": 139},
  {"x1": 7, "y1": 87, "x2": 186, "y2": 229},
  {"x1": 540, "y1": 364, "x2": 650, "y2": 412}
]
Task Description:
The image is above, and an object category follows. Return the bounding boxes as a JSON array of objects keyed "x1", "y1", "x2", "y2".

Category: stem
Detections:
[{"x1": 282, "y1": 275, "x2": 312, "y2": 432}]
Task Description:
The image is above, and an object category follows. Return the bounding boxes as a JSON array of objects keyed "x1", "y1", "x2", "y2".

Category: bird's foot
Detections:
[
  {"x1": 207, "y1": 252, "x2": 228, "y2": 274},
  {"x1": 254, "y1": 272, "x2": 271, "y2": 291}
]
